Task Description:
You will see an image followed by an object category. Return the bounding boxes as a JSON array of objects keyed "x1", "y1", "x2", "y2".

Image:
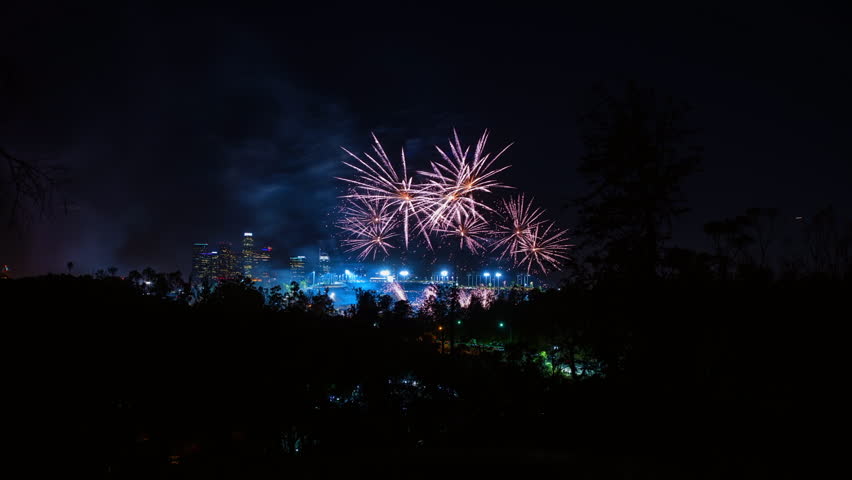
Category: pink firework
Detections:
[
  {"x1": 336, "y1": 196, "x2": 393, "y2": 235},
  {"x1": 337, "y1": 134, "x2": 431, "y2": 249},
  {"x1": 513, "y1": 221, "x2": 573, "y2": 274},
  {"x1": 340, "y1": 212, "x2": 399, "y2": 260},
  {"x1": 457, "y1": 288, "x2": 495, "y2": 309},
  {"x1": 418, "y1": 129, "x2": 513, "y2": 230},
  {"x1": 492, "y1": 194, "x2": 548, "y2": 261},
  {"x1": 384, "y1": 281, "x2": 408, "y2": 302},
  {"x1": 435, "y1": 215, "x2": 491, "y2": 254}
]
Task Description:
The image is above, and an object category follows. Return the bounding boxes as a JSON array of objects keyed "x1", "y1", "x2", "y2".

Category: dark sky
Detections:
[{"x1": 2, "y1": 1, "x2": 851, "y2": 276}]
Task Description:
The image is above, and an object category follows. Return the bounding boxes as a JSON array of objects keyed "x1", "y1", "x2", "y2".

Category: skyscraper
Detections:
[
  {"x1": 242, "y1": 232, "x2": 256, "y2": 279},
  {"x1": 190, "y1": 243, "x2": 208, "y2": 286},
  {"x1": 199, "y1": 251, "x2": 218, "y2": 285},
  {"x1": 289, "y1": 255, "x2": 306, "y2": 283},
  {"x1": 318, "y1": 249, "x2": 330, "y2": 275},
  {"x1": 216, "y1": 242, "x2": 239, "y2": 280},
  {"x1": 256, "y1": 245, "x2": 272, "y2": 283}
]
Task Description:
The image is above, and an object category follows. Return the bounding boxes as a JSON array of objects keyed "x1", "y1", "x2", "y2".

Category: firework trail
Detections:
[
  {"x1": 435, "y1": 215, "x2": 491, "y2": 254},
  {"x1": 417, "y1": 284, "x2": 438, "y2": 307},
  {"x1": 418, "y1": 129, "x2": 513, "y2": 229},
  {"x1": 336, "y1": 196, "x2": 393, "y2": 235},
  {"x1": 336, "y1": 129, "x2": 573, "y2": 275},
  {"x1": 340, "y1": 212, "x2": 399, "y2": 260},
  {"x1": 492, "y1": 194, "x2": 547, "y2": 261},
  {"x1": 337, "y1": 134, "x2": 431, "y2": 249},
  {"x1": 385, "y1": 281, "x2": 408, "y2": 302},
  {"x1": 513, "y1": 221, "x2": 573, "y2": 274},
  {"x1": 456, "y1": 288, "x2": 495, "y2": 309}
]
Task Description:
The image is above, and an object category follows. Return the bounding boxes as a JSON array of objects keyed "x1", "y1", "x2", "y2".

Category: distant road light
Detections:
[
  {"x1": 484, "y1": 272, "x2": 490, "y2": 277},
  {"x1": 441, "y1": 270, "x2": 448, "y2": 277},
  {"x1": 495, "y1": 273, "x2": 502, "y2": 278},
  {"x1": 399, "y1": 270, "x2": 409, "y2": 277},
  {"x1": 344, "y1": 269, "x2": 351, "y2": 275},
  {"x1": 379, "y1": 269, "x2": 390, "y2": 276}
]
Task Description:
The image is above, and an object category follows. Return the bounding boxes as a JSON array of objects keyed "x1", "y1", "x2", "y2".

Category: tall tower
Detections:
[
  {"x1": 318, "y1": 249, "x2": 330, "y2": 283},
  {"x1": 289, "y1": 255, "x2": 306, "y2": 284},
  {"x1": 216, "y1": 242, "x2": 238, "y2": 280},
  {"x1": 242, "y1": 232, "x2": 256, "y2": 279},
  {"x1": 256, "y1": 245, "x2": 272, "y2": 283},
  {"x1": 190, "y1": 243, "x2": 208, "y2": 286}
]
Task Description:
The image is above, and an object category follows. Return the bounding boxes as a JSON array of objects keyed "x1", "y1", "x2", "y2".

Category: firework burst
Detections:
[
  {"x1": 418, "y1": 129, "x2": 513, "y2": 229},
  {"x1": 513, "y1": 221, "x2": 573, "y2": 274},
  {"x1": 337, "y1": 133, "x2": 431, "y2": 249},
  {"x1": 336, "y1": 196, "x2": 393, "y2": 234},
  {"x1": 340, "y1": 211, "x2": 400, "y2": 260},
  {"x1": 435, "y1": 214, "x2": 491, "y2": 254},
  {"x1": 492, "y1": 194, "x2": 548, "y2": 261},
  {"x1": 336, "y1": 129, "x2": 573, "y2": 276}
]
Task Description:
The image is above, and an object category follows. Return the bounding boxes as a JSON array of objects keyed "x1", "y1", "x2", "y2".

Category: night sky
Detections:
[{"x1": 2, "y1": 2, "x2": 850, "y2": 277}]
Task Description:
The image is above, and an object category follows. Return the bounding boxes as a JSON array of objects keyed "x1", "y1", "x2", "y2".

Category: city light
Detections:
[
  {"x1": 441, "y1": 270, "x2": 448, "y2": 277},
  {"x1": 379, "y1": 269, "x2": 390, "y2": 276},
  {"x1": 399, "y1": 270, "x2": 409, "y2": 277},
  {"x1": 496, "y1": 272, "x2": 502, "y2": 278},
  {"x1": 344, "y1": 269, "x2": 351, "y2": 276},
  {"x1": 484, "y1": 272, "x2": 490, "y2": 277},
  {"x1": 499, "y1": 322, "x2": 505, "y2": 328}
]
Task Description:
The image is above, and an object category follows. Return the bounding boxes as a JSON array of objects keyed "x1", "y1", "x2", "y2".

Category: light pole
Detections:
[
  {"x1": 484, "y1": 272, "x2": 491, "y2": 288},
  {"x1": 495, "y1": 272, "x2": 502, "y2": 289}
]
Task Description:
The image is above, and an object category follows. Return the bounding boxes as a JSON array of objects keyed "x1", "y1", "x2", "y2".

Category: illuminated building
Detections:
[
  {"x1": 242, "y1": 232, "x2": 256, "y2": 278},
  {"x1": 256, "y1": 245, "x2": 273, "y2": 283},
  {"x1": 216, "y1": 242, "x2": 239, "y2": 280},
  {"x1": 190, "y1": 243, "x2": 209, "y2": 286},
  {"x1": 289, "y1": 255, "x2": 306, "y2": 283},
  {"x1": 319, "y1": 249, "x2": 330, "y2": 276}
]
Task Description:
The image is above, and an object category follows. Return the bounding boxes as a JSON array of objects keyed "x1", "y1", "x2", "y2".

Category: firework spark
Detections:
[
  {"x1": 418, "y1": 129, "x2": 513, "y2": 229},
  {"x1": 337, "y1": 134, "x2": 430, "y2": 249},
  {"x1": 435, "y1": 215, "x2": 491, "y2": 254},
  {"x1": 491, "y1": 194, "x2": 548, "y2": 261},
  {"x1": 457, "y1": 288, "x2": 495, "y2": 309},
  {"x1": 340, "y1": 211, "x2": 399, "y2": 260},
  {"x1": 384, "y1": 281, "x2": 408, "y2": 302},
  {"x1": 336, "y1": 196, "x2": 393, "y2": 234},
  {"x1": 513, "y1": 221, "x2": 573, "y2": 274}
]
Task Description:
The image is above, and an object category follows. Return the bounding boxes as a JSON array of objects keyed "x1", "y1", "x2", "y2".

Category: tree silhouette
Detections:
[{"x1": 573, "y1": 83, "x2": 702, "y2": 281}]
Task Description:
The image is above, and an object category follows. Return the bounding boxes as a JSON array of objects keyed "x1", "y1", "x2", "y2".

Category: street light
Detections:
[
  {"x1": 379, "y1": 269, "x2": 390, "y2": 277},
  {"x1": 399, "y1": 270, "x2": 409, "y2": 278},
  {"x1": 484, "y1": 272, "x2": 490, "y2": 287}
]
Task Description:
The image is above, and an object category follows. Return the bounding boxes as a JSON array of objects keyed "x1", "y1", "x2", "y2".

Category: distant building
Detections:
[
  {"x1": 242, "y1": 232, "x2": 256, "y2": 278},
  {"x1": 319, "y1": 249, "x2": 330, "y2": 275},
  {"x1": 216, "y1": 242, "x2": 239, "y2": 281},
  {"x1": 190, "y1": 243, "x2": 209, "y2": 286},
  {"x1": 256, "y1": 245, "x2": 273, "y2": 283},
  {"x1": 289, "y1": 255, "x2": 306, "y2": 283},
  {"x1": 199, "y1": 251, "x2": 218, "y2": 285}
]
